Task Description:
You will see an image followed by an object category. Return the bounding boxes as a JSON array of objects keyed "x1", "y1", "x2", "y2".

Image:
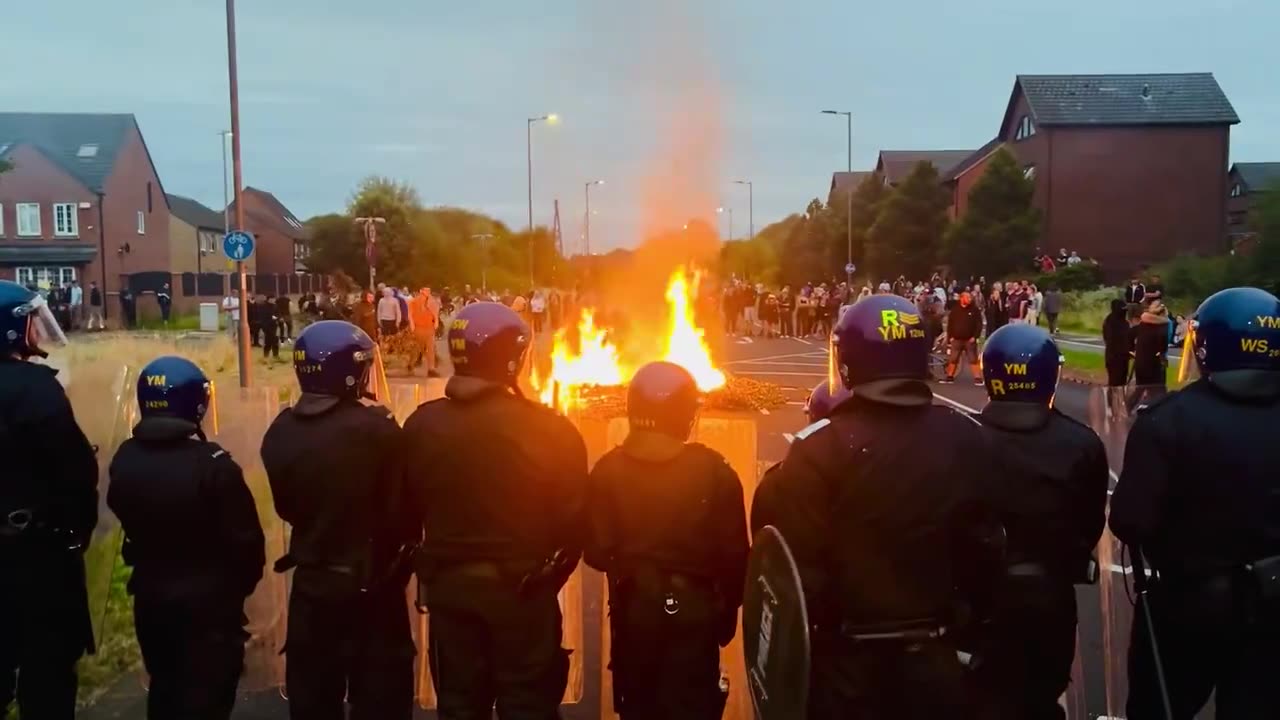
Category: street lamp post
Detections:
[
  {"x1": 225, "y1": 0, "x2": 250, "y2": 388},
  {"x1": 822, "y1": 110, "x2": 854, "y2": 284},
  {"x1": 354, "y1": 217, "x2": 387, "y2": 291},
  {"x1": 526, "y1": 113, "x2": 558, "y2": 285},
  {"x1": 219, "y1": 131, "x2": 232, "y2": 234},
  {"x1": 470, "y1": 233, "x2": 494, "y2": 291},
  {"x1": 717, "y1": 206, "x2": 734, "y2": 242},
  {"x1": 584, "y1": 180, "x2": 603, "y2": 256},
  {"x1": 733, "y1": 180, "x2": 754, "y2": 241}
]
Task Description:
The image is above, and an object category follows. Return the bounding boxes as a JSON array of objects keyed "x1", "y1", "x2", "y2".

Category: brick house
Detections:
[
  {"x1": 998, "y1": 73, "x2": 1239, "y2": 277},
  {"x1": 0, "y1": 113, "x2": 169, "y2": 319},
  {"x1": 944, "y1": 138, "x2": 1004, "y2": 220},
  {"x1": 874, "y1": 150, "x2": 974, "y2": 187},
  {"x1": 1227, "y1": 162, "x2": 1280, "y2": 240},
  {"x1": 827, "y1": 171, "x2": 874, "y2": 207},
  {"x1": 167, "y1": 193, "x2": 248, "y2": 276},
  {"x1": 226, "y1": 187, "x2": 310, "y2": 275}
]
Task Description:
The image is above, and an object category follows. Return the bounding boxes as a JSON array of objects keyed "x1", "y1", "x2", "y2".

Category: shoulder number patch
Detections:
[{"x1": 794, "y1": 418, "x2": 831, "y2": 441}]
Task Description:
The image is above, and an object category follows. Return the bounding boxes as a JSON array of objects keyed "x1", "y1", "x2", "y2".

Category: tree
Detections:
[
  {"x1": 866, "y1": 162, "x2": 950, "y2": 280},
  {"x1": 944, "y1": 147, "x2": 1041, "y2": 280},
  {"x1": 304, "y1": 213, "x2": 359, "y2": 276},
  {"x1": 1247, "y1": 182, "x2": 1280, "y2": 294}
]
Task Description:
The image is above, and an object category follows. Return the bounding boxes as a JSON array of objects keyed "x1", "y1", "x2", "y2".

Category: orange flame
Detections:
[{"x1": 532, "y1": 266, "x2": 723, "y2": 411}]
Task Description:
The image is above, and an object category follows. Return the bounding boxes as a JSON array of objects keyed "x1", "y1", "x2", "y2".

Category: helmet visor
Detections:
[{"x1": 18, "y1": 295, "x2": 67, "y2": 354}]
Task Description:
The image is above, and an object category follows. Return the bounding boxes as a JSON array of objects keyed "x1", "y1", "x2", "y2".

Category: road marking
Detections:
[
  {"x1": 783, "y1": 433, "x2": 795, "y2": 443},
  {"x1": 733, "y1": 370, "x2": 827, "y2": 378},
  {"x1": 725, "y1": 352, "x2": 826, "y2": 365},
  {"x1": 736, "y1": 336, "x2": 754, "y2": 344},
  {"x1": 786, "y1": 401, "x2": 806, "y2": 406},
  {"x1": 931, "y1": 392, "x2": 979, "y2": 414},
  {"x1": 759, "y1": 408, "x2": 771, "y2": 415}
]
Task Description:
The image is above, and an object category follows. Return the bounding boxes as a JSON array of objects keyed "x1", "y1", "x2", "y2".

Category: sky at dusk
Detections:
[{"x1": 5, "y1": 0, "x2": 1278, "y2": 252}]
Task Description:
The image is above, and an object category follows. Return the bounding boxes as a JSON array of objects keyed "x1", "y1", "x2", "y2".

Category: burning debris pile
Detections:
[{"x1": 531, "y1": 266, "x2": 785, "y2": 418}]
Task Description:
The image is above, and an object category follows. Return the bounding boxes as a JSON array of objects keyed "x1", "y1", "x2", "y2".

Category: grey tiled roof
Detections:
[
  {"x1": 829, "y1": 171, "x2": 875, "y2": 194},
  {"x1": 1232, "y1": 162, "x2": 1280, "y2": 192},
  {"x1": 231, "y1": 187, "x2": 309, "y2": 239},
  {"x1": 0, "y1": 113, "x2": 136, "y2": 192},
  {"x1": 876, "y1": 150, "x2": 974, "y2": 184},
  {"x1": 947, "y1": 138, "x2": 1003, "y2": 180},
  {"x1": 167, "y1": 193, "x2": 225, "y2": 231},
  {"x1": 1018, "y1": 73, "x2": 1239, "y2": 126}
]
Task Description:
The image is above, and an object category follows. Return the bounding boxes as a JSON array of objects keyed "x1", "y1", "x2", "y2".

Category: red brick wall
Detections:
[
  {"x1": 1041, "y1": 125, "x2": 1229, "y2": 276},
  {"x1": 952, "y1": 147, "x2": 1001, "y2": 220},
  {"x1": 92, "y1": 126, "x2": 171, "y2": 310},
  {"x1": 0, "y1": 144, "x2": 99, "y2": 278}
]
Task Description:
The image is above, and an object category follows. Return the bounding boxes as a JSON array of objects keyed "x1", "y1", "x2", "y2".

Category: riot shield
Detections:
[{"x1": 742, "y1": 526, "x2": 810, "y2": 720}]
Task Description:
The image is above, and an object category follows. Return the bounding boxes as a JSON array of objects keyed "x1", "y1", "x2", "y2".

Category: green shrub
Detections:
[
  {"x1": 1147, "y1": 253, "x2": 1251, "y2": 310},
  {"x1": 1029, "y1": 263, "x2": 1104, "y2": 292}
]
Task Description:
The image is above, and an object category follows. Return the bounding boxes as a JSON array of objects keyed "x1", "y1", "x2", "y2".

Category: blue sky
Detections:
[{"x1": 5, "y1": 0, "x2": 1278, "y2": 252}]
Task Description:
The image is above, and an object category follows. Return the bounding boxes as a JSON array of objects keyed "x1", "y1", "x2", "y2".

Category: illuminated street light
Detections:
[
  {"x1": 526, "y1": 113, "x2": 558, "y2": 284},
  {"x1": 717, "y1": 205, "x2": 734, "y2": 241},
  {"x1": 733, "y1": 180, "x2": 753, "y2": 241}
]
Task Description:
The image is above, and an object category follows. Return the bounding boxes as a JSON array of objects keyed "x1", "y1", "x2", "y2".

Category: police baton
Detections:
[{"x1": 1130, "y1": 548, "x2": 1174, "y2": 720}]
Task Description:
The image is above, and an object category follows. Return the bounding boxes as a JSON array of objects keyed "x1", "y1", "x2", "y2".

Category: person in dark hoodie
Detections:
[
  {"x1": 1129, "y1": 301, "x2": 1170, "y2": 409},
  {"x1": 107, "y1": 356, "x2": 265, "y2": 720},
  {"x1": 1110, "y1": 287, "x2": 1280, "y2": 719},
  {"x1": 402, "y1": 302, "x2": 588, "y2": 719},
  {"x1": 970, "y1": 325, "x2": 1109, "y2": 720},
  {"x1": 752, "y1": 294, "x2": 1002, "y2": 719},
  {"x1": 351, "y1": 290, "x2": 380, "y2": 341},
  {"x1": 260, "y1": 321, "x2": 417, "y2": 719},
  {"x1": 1101, "y1": 299, "x2": 1131, "y2": 388},
  {"x1": 585, "y1": 361, "x2": 747, "y2": 719}
]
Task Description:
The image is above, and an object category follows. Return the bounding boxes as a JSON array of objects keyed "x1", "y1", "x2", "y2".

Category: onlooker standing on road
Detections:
[
  {"x1": 778, "y1": 287, "x2": 795, "y2": 337},
  {"x1": 1026, "y1": 283, "x2": 1044, "y2": 327},
  {"x1": 275, "y1": 294, "x2": 292, "y2": 342},
  {"x1": 69, "y1": 280, "x2": 83, "y2": 330},
  {"x1": 377, "y1": 286, "x2": 402, "y2": 337},
  {"x1": 1144, "y1": 274, "x2": 1164, "y2": 305},
  {"x1": 942, "y1": 291, "x2": 984, "y2": 385},
  {"x1": 1130, "y1": 301, "x2": 1170, "y2": 389},
  {"x1": 411, "y1": 288, "x2": 439, "y2": 373},
  {"x1": 1042, "y1": 285, "x2": 1063, "y2": 334},
  {"x1": 985, "y1": 282, "x2": 1008, "y2": 337},
  {"x1": 261, "y1": 296, "x2": 280, "y2": 359},
  {"x1": 1102, "y1": 299, "x2": 1130, "y2": 388},
  {"x1": 530, "y1": 290, "x2": 547, "y2": 333},
  {"x1": 352, "y1": 291, "x2": 379, "y2": 340}
]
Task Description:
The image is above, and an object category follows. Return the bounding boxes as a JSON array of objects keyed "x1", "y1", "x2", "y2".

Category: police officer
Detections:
[
  {"x1": 260, "y1": 320, "x2": 417, "y2": 720},
  {"x1": 0, "y1": 279, "x2": 98, "y2": 718},
  {"x1": 403, "y1": 302, "x2": 588, "y2": 719},
  {"x1": 107, "y1": 356, "x2": 265, "y2": 719},
  {"x1": 751, "y1": 378, "x2": 850, "y2": 533},
  {"x1": 751, "y1": 293, "x2": 1000, "y2": 719},
  {"x1": 969, "y1": 324, "x2": 1109, "y2": 720},
  {"x1": 1110, "y1": 286, "x2": 1280, "y2": 719},
  {"x1": 585, "y1": 361, "x2": 748, "y2": 719}
]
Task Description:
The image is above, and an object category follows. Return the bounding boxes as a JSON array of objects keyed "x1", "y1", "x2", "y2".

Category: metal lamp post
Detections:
[
  {"x1": 717, "y1": 205, "x2": 734, "y2": 241},
  {"x1": 822, "y1": 110, "x2": 854, "y2": 284},
  {"x1": 526, "y1": 113, "x2": 558, "y2": 285},
  {"x1": 733, "y1": 180, "x2": 754, "y2": 241},
  {"x1": 224, "y1": 0, "x2": 250, "y2": 387},
  {"x1": 470, "y1": 233, "x2": 494, "y2": 291},
  {"x1": 584, "y1": 180, "x2": 603, "y2": 256}
]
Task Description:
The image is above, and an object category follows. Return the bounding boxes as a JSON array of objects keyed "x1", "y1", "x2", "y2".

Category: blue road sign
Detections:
[{"x1": 222, "y1": 231, "x2": 255, "y2": 261}]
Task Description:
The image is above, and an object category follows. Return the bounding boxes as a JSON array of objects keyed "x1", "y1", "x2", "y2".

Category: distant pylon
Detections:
[{"x1": 552, "y1": 199, "x2": 563, "y2": 257}]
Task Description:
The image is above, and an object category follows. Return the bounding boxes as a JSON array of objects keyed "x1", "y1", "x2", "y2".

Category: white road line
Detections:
[
  {"x1": 724, "y1": 352, "x2": 827, "y2": 364},
  {"x1": 783, "y1": 433, "x2": 795, "y2": 443},
  {"x1": 785, "y1": 401, "x2": 806, "y2": 406},
  {"x1": 733, "y1": 370, "x2": 828, "y2": 378},
  {"x1": 759, "y1": 408, "x2": 771, "y2": 415},
  {"x1": 931, "y1": 392, "x2": 980, "y2": 414},
  {"x1": 795, "y1": 338, "x2": 816, "y2": 346},
  {"x1": 736, "y1": 336, "x2": 754, "y2": 344}
]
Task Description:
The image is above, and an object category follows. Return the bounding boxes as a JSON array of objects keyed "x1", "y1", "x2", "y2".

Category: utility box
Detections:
[{"x1": 199, "y1": 303, "x2": 219, "y2": 332}]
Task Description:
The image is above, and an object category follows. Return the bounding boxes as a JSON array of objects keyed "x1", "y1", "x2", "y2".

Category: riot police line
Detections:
[{"x1": 2, "y1": 276, "x2": 1279, "y2": 720}]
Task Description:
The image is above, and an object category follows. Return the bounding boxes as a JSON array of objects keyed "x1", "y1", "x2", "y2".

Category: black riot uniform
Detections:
[
  {"x1": 752, "y1": 294, "x2": 1001, "y2": 720},
  {"x1": 261, "y1": 396, "x2": 416, "y2": 720},
  {"x1": 1111, "y1": 287, "x2": 1280, "y2": 719},
  {"x1": 968, "y1": 323, "x2": 1110, "y2": 720},
  {"x1": 405, "y1": 375, "x2": 588, "y2": 719},
  {"x1": 585, "y1": 362, "x2": 748, "y2": 720},
  {"x1": 108, "y1": 417, "x2": 265, "y2": 719},
  {"x1": 1, "y1": 359, "x2": 98, "y2": 718}
]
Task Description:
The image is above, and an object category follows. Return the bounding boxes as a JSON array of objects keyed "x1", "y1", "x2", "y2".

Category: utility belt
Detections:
[
  {"x1": 0, "y1": 506, "x2": 85, "y2": 551},
  {"x1": 839, "y1": 617, "x2": 950, "y2": 644},
  {"x1": 1, "y1": 507, "x2": 36, "y2": 538},
  {"x1": 415, "y1": 553, "x2": 572, "y2": 611},
  {"x1": 1006, "y1": 558, "x2": 1099, "y2": 585},
  {"x1": 275, "y1": 544, "x2": 414, "y2": 594},
  {"x1": 612, "y1": 564, "x2": 720, "y2": 615}
]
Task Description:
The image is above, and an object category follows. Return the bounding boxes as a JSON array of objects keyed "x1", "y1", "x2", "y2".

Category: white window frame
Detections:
[
  {"x1": 0, "y1": 203, "x2": 4, "y2": 236},
  {"x1": 1230, "y1": 183, "x2": 1243, "y2": 198},
  {"x1": 136, "y1": 210, "x2": 145, "y2": 235},
  {"x1": 16, "y1": 266, "x2": 76, "y2": 288},
  {"x1": 53, "y1": 203, "x2": 79, "y2": 237},
  {"x1": 16, "y1": 203, "x2": 41, "y2": 237},
  {"x1": 1024, "y1": 165, "x2": 1037, "y2": 180}
]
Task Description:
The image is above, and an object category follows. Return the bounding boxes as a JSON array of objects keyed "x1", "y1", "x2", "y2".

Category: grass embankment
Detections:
[{"x1": 1060, "y1": 347, "x2": 1191, "y2": 388}]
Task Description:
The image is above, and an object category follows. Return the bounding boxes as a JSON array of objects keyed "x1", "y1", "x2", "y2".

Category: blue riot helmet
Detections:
[
  {"x1": 292, "y1": 320, "x2": 376, "y2": 399},
  {"x1": 831, "y1": 294, "x2": 930, "y2": 389},
  {"x1": 137, "y1": 356, "x2": 212, "y2": 425},
  {"x1": 1191, "y1": 287, "x2": 1280, "y2": 376},
  {"x1": 804, "y1": 379, "x2": 851, "y2": 423},
  {"x1": 448, "y1": 302, "x2": 530, "y2": 387},
  {"x1": 627, "y1": 361, "x2": 700, "y2": 440},
  {"x1": 0, "y1": 280, "x2": 68, "y2": 359},
  {"x1": 981, "y1": 324, "x2": 1062, "y2": 405}
]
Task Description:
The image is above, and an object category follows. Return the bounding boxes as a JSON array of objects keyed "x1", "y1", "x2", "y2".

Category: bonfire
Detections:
[{"x1": 531, "y1": 267, "x2": 784, "y2": 418}]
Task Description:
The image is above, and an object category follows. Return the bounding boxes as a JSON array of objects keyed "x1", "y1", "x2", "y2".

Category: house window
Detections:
[
  {"x1": 293, "y1": 240, "x2": 310, "y2": 261},
  {"x1": 0, "y1": 204, "x2": 4, "y2": 236},
  {"x1": 1230, "y1": 183, "x2": 1244, "y2": 198},
  {"x1": 53, "y1": 203, "x2": 79, "y2": 237},
  {"x1": 16, "y1": 266, "x2": 76, "y2": 289},
  {"x1": 1024, "y1": 165, "x2": 1037, "y2": 181},
  {"x1": 199, "y1": 231, "x2": 216, "y2": 255},
  {"x1": 1015, "y1": 115, "x2": 1037, "y2": 141},
  {"x1": 136, "y1": 210, "x2": 145, "y2": 235},
  {"x1": 76, "y1": 144, "x2": 99, "y2": 158},
  {"x1": 16, "y1": 203, "x2": 41, "y2": 236}
]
